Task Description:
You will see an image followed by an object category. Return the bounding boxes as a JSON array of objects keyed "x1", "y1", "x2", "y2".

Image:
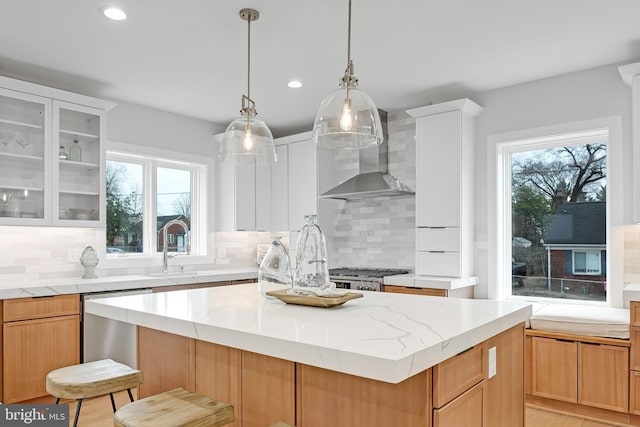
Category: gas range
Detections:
[{"x1": 329, "y1": 268, "x2": 410, "y2": 292}]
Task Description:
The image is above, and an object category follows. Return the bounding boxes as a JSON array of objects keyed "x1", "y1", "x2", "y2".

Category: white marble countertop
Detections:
[
  {"x1": 85, "y1": 283, "x2": 531, "y2": 384},
  {"x1": 0, "y1": 267, "x2": 257, "y2": 299},
  {"x1": 384, "y1": 274, "x2": 478, "y2": 289}
]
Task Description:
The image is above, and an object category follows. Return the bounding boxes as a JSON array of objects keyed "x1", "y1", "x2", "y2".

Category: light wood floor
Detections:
[{"x1": 32, "y1": 393, "x2": 627, "y2": 426}]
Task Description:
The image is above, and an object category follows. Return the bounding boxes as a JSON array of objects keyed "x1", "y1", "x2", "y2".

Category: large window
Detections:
[
  {"x1": 502, "y1": 129, "x2": 608, "y2": 302},
  {"x1": 106, "y1": 148, "x2": 206, "y2": 258}
]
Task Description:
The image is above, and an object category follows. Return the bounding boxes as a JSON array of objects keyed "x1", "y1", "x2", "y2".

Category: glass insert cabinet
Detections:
[{"x1": 0, "y1": 77, "x2": 116, "y2": 226}]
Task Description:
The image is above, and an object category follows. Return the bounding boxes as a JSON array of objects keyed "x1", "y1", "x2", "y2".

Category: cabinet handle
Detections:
[
  {"x1": 428, "y1": 251, "x2": 446, "y2": 254},
  {"x1": 456, "y1": 346, "x2": 474, "y2": 356},
  {"x1": 555, "y1": 338, "x2": 575, "y2": 343},
  {"x1": 580, "y1": 342, "x2": 601, "y2": 346},
  {"x1": 31, "y1": 295, "x2": 55, "y2": 299}
]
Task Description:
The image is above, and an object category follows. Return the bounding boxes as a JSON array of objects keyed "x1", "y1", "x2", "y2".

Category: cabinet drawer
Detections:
[
  {"x1": 632, "y1": 302, "x2": 640, "y2": 326},
  {"x1": 433, "y1": 345, "x2": 484, "y2": 408},
  {"x1": 3, "y1": 294, "x2": 80, "y2": 322},
  {"x1": 383, "y1": 285, "x2": 447, "y2": 297},
  {"x1": 416, "y1": 227, "x2": 460, "y2": 252},
  {"x1": 416, "y1": 252, "x2": 460, "y2": 277},
  {"x1": 433, "y1": 381, "x2": 485, "y2": 427}
]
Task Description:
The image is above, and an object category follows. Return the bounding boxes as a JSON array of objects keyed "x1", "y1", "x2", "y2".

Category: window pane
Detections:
[
  {"x1": 574, "y1": 252, "x2": 586, "y2": 273},
  {"x1": 510, "y1": 141, "x2": 606, "y2": 301},
  {"x1": 157, "y1": 167, "x2": 191, "y2": 252},
  {"x1": 106, "y1": 160, "x2": 143, "y2": 254}
]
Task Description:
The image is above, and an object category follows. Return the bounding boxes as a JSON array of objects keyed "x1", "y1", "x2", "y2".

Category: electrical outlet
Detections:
[
  {"x1": 68, "y1": 248, "x2": 83, "y2": 263},
  {"x1": 217, "y1": 247, "x2": 227, "y2": 258},
  {"x1": 488, "y1": 346, "x2": 497, "y2": 378}
]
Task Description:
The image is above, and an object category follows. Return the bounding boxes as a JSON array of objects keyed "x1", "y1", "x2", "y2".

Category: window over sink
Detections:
[{"x1": 105, "y1": 142, "x2": 207, "y2": 258}]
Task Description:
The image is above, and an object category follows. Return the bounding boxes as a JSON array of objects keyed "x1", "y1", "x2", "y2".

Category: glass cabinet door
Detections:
[
  {"x1": 53, "y1": 101, "x2": 104, "y2": 226},
  {"x1": 0, "y1": 88, "x2": 50, "y2": 224}
]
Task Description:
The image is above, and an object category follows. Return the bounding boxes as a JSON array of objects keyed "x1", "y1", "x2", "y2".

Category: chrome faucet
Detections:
[{"x1": 162, "y1": 219, "x2": 190, "y2": 273}]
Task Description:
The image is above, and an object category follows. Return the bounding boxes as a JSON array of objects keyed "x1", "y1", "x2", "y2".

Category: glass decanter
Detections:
[
  {"x1": 294, "y1": 214, "x2": 330, "y2": 289},
  {"x1": 258, "y1": 236, "x2": 293, "y2": 298}
]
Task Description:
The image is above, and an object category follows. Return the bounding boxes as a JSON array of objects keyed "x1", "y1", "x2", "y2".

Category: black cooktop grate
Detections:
[{"x1": 328, "y1": 268, "x2": 410, "y2": 279}]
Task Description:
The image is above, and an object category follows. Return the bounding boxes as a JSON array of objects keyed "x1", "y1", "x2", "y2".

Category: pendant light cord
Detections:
[
  {"x1": 247, "y1": 16, "x2": 251, "y2": 103},
  {"x1": 347, "y1": 0, "x2": 352, "y2": 67}
]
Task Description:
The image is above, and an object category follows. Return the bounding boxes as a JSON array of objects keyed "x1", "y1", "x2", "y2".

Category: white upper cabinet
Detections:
[
  {"x1": 415, "y1": 110, "x2": 463, "y2": 227},
  {"x1": 214, "y1": 131, "x2": 318, "y2": 233},
  {"x1": 408, "y1": 99, "x2": 482, "y2": 278},
  {"x1": 0, "y1": 76, "x2": 115, "y2": 227},
  {"x1": 271, "y1": 144, "x2": 289, "y2": 231},
  {"x1": 53, "y1": 101, "x2": 106, "y2": 226},
  {"x1": 286, "y1": 134, "x2": 317, "y2": 232}
]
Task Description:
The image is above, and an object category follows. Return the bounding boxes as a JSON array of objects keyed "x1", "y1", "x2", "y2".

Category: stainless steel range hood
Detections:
[{"x1": 320, "y1": 110, "x2": 415, "y2": 200}]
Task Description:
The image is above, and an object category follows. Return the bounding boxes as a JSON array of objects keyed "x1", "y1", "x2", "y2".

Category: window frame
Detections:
[
  {"x1": 572, "y1": 250, "x2": 602, "y2": 275},
  {"x1": 487, "y1": 116, "x2": 623, "y2": 307},
  {"x1": 103, "y1": 141, "x2": 212, "y2": 268}
]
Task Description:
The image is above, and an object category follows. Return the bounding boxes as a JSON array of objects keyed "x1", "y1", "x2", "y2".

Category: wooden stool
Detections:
[
  {"x1": 46, "y1": 359, "x2": 143, "y2": 427},
  {"x1": 114, "y1": 388, "x2": 235, "y2": 427}
]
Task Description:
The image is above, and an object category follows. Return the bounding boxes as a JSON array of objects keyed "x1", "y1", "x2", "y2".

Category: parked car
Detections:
[
  {"x1": 512, "y1": 259, "x2": 527, "y2": 286},
  {"x1": 107, "y1": 247, "x2": 126, "y2": 254}
]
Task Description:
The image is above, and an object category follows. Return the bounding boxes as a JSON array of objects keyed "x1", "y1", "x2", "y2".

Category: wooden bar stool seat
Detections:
[
  {"x1": 46, "y1": 359, "x2": 143, "y2": 427},
  {"x1": 114, "y1": 388, "x2": 235, "y2": 427}
]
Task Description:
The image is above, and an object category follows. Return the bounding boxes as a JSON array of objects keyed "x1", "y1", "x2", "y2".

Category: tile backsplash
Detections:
[
  {"x1": 624, "y1": 224, "x2": 640, "y2": 280},
  {"x1": 0, "y1": 226, "x2": 102, "y2": 283},
  {"x1": 323, "y1": 111, "x2": 416, "y2": 270}
]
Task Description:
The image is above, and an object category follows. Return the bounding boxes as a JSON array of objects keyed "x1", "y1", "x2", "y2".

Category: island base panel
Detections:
[
  {"x1": 195, "y1": 341, "x2": 242, "y2": 427},
  {"x1": 297, "y1": 364, "x2": 431, "y2": 427},
  {"x1": 486, "y1": 323, "x2": 525, "y2": 427},
  {"x1": 137, "y1": 326, "x2": 195, "y2": 398},
  {"x1": 242, "y1": 351, "x2": 295, "y2": 427}
]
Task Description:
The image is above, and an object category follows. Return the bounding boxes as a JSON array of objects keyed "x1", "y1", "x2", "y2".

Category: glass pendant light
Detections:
[
  {"x1": 220, "y1": 8, "x2": 276, "y2": 165},
  {"x1": 312, "y1": 0, "x2": 383, "y2": 149}
]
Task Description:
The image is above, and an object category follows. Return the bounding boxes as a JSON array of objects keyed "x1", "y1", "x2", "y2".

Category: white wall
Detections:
[
  {"x1": 107, "y1": 101, "x2": 225, "y2": 154},
  {"x1": 472, "y1": 62, "x2": 633, "y2": 299}
]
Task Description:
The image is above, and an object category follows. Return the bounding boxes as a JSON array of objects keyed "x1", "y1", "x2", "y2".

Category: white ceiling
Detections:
[{"x1": 2, "y1": 0, "x2": 640, "y2": 137}]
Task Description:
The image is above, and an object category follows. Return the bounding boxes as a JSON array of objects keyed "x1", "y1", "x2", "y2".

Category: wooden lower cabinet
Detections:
[
  {"x1": 138, "y1": 324, "x2": 525, "y2": 427},
  {"x1": 578, "y1": 343, "x2": 629, "y2": 412},
  {"x1": 3, "y1": 315, "x2": 80, "y2": 402},
  {"x1": 434, "y1": 381, "x2": 485, "y2": 427},
  {"x1": 242, "y1": 351, "x2": 295, "y2": 427},
  {"x1": 529, "y1": 331, "x2": 630, "y2": 419},
  {"x1": 384, "y1": 285, "x2": 447, "y2": 297},
  {"x1": 2, "y1": 294, "x2": 80, "y2": 403},
  {"x1": 195, "y1": 341, "x2": 242, "y2": 427},
  {"x1": 532, "y1": 337, "x2": 577, "y2": 403},
  {"x1": 631, "y1": 371, "x2": 640, "y2": 415},
  {"x1": 138, "y1": 327, "x2": 295, "y2": 427},
  {"x1": 297, "y1": 364, "x2": 430, "y2": 427}
]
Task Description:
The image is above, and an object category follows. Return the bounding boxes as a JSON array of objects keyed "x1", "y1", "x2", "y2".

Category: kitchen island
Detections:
[{"x1": 85, "y1": 283, "x2": 531, "y2": 427}]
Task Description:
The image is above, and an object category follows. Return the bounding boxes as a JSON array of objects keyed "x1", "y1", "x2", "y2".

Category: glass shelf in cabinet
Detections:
[
  {"x1": 59, "y1": 129, "x2": 99, "y2": 142},
  {"x1": 0, "y1": 152, "x2": 44, "y2": 162},
  {"x1": 58, "y1": 189, "x2": 100, "y2": 196},
  {"x1": 58, "y1": 159, "x2": 99, "y2": 169},
  {"x1": 0, "y1": 117, "x2": 44, "y2": 130}
]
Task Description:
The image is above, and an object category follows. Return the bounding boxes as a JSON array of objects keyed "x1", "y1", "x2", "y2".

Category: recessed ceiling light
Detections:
[
  {"x1": 102, "y1": 7, "x2": 127, "y2": 21},
  {"x1": 287, "y1": 80, "x2": 303, "y2": 89}
]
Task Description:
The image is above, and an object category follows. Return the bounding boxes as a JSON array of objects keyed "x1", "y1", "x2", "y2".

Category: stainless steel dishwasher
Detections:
[{"x1": 82, "y1": 288, "x2": 152, "y2": 368}]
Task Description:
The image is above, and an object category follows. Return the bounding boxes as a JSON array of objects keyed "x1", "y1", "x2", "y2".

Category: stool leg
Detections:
[
  {"x1": 110, "y1": 393, "x2": 117, "y2": 412},
  {"x1": 54, "y1": 397, "x2": 60, "y2": 405},
  {"x1": 127, "y1": 388, "x2": 134, "y2": 402},
  {"x1": 72, "y1": 399, "x2": 83, "y2": 427}
]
